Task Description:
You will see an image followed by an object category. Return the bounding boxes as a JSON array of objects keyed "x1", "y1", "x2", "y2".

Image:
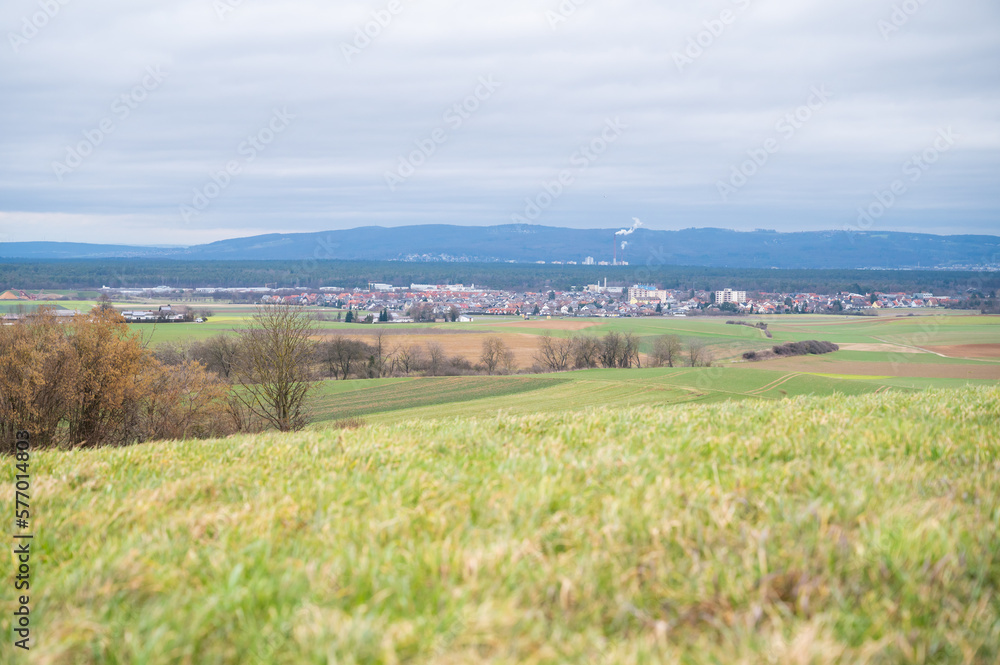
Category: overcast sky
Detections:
[{"x1": 1, "y1": 0, "x2": 998, "y2": 245}]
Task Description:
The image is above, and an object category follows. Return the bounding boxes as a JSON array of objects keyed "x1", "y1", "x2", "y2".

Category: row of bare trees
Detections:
[
  {"x1": 534, "y1": 332, "x2": 712, "y2": 372},
  {"x1": 650, "y1": 335, "x2": 712, "y2": 368},
  {"x1": 534, "y1": 332, "x2": 641, "y2": 371},
  {"x1": 160, "y1": 326, "x2": 490, "y2": 384},
  {"x1": 312, "y1": 334, "x2": 479, "y2": 380}
]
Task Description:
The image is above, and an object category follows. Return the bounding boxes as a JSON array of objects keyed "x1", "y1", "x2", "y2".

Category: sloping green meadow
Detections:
[
  {"x1": 3, "y1": 388, "x2": 998, "y2": 663},
  {"x1": 308, "y1": 367, "x2": 908, "y2": 426},
  {"x1": 767, "y1": 313, "x2": 1000, "y2": 347},
  {"x1": 309, "y1": 376, "x2": 571, "y2": 423}
]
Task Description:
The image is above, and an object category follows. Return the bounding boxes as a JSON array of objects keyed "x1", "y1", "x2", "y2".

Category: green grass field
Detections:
[
  {"x1": 310, "y1": 376, "x2": 572, "y2": 423},
  {"x1": 764, "y1": 313, "x2": 1000, "y2": 347},
  {"x1": 3, "y1": 388, "x2": 997, "y2": 663},
  {"x1": 307, "y1": 365, "x2": 996, "y2": 427}
]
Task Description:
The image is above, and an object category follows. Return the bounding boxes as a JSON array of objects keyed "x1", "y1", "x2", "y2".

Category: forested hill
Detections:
[
  {"x1": 2, "y1": 225, "x2": 999, "y2": 269},
  {"x1": 2, "y1": 260, "x2": 999, "y2": 295}
]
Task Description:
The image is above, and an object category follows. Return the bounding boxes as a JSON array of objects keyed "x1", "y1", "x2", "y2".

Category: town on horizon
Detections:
[{"x1": 1, "y1": 279, "x2": 983, "y2": 326}]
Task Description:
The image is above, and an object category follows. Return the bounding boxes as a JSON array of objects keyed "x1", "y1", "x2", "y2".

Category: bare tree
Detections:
[
  {"x1": 481, "y1": 336, "x2": 514, "y2": 375},
  {"x1": 232, "y1": 304, "x2": 316, "y2": 432},
  {"x1": 153, "y1": 341, "x2": 189, "y2": 367},
  {"x1": 142, "y1": 360, "x2": 234, "y2": 441},
  {"x1": 687, "y1": 338, "x2": 712, "y2": 367},
  {"x1": 190, "y1": 335, "x2": 240, "y2": 380},
  {"x1": 500, "y1": 345, "x2": 518, "y2": 375},
  {"x1": 535, "y1": 333, "x2": 573, "y2": 372},
  {"x1": 651, "y1": 335, "x2": 682, "y2": 367},
  {"x1": 317, "y1": 337, "x2": 369, "y2": 380},
  {"x1": 371, "y1": 329, "x2": 394, "y2": 378},
  {"x1": 426, "y1": 342, "x2": 446, "y2": 376},
  {"x1": 623, "y1": 333, "x2": 641, "y2": 368},
  {"x1": 572, "y1": 336, "x2": 601, "y2": 369},
  {"x1": 344, "y1": 338, "x2": 369, "y2": 379},
  {"x1": 599, "y1": 332, "x2": 624, "y2": 368},
  {"x1": 394, "y1": 344, "x2": 423, "y2": 375}
]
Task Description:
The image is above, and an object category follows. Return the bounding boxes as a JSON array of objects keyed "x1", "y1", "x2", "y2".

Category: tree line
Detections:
[
  {"x1": 2, "y1": 259, "x2": 996, "y2": 295},
  {"x1": 532, "y1": 332, "x2": 712, "y2": 371}
]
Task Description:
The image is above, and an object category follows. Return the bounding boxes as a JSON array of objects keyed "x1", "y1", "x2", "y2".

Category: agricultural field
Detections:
[
  {"x1": 18, "y1": 298, "x2": 1000, "y2": 352},
  {"x1": 308, "y1": 365, "x2": 996, "y2": 427},
  {"x1": 3, "y1": 388, "x2": 997, "y2": 663},
  {"x1": 303, "y1": 312, "x2": 998, "y2": 426},
  {"x1": 11, "y1": 302, "x2": 1000, "y2": 418}
]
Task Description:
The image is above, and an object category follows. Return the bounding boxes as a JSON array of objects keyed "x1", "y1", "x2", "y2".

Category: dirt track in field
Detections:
[{"x1": 925, "y1": 344, "x2": 1000, "y2": 359}]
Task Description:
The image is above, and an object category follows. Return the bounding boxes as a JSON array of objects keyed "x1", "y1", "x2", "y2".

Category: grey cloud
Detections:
[{"x1": 0, "y1": 0, "x2": 997, "y2": 243}]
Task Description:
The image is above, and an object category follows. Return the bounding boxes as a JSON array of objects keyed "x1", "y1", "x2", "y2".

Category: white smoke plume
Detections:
[
  {"x1": 615, "y1": 218, "x2": 643, "y2": 236},
  {"x1": 621, "y1": 241, "x2": 628, "y2": 250}
]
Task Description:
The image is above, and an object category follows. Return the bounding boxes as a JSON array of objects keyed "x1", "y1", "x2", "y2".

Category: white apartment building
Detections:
[
  {"x1": 715, "y1": 288, "x2": 747, "y2": 304},
  {"x1": 628, "y1": 285, "x2": 668, "y2": 303}
]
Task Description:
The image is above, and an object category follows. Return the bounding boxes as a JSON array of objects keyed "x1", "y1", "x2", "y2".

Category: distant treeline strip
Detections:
[{"x1": 1, "y1": 259, "x2": 997, "y2": 294}]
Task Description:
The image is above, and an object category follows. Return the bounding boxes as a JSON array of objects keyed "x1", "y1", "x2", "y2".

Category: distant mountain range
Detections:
[{"x1": 2, "y1": 225, "x2": 999, "y2": 270}]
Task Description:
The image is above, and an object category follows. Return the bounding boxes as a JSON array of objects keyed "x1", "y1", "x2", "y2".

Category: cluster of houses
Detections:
[
  {"x1": 235, "y1": 282, "x2": 963, "y2": 321},
  {"x1": 745, "y1": 291, "x2": 960, "y2": 314},
  {"x1": 0, "y1": 282, "x2": 970, "y2": 327}
]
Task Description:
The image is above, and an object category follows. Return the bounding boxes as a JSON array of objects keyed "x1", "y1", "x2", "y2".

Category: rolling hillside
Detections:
[{"x1": 3, "y1": 388, "x2": 997, "y2": 663}]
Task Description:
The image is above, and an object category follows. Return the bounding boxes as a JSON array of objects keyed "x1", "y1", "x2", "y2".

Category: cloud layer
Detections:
[{"x1": 1, "y1": 0, "x2": 998, "y2": 244}]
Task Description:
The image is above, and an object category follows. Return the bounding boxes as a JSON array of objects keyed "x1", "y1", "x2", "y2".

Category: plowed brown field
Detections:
[
  {"x1": 316, "y1": 330, "x2": 545, "y2": 368},
  {"x1": 925, "y1": 344, "x2": 1000, "y2": 359},
  {"x1": 496, "y1": 320, "x2": 602, "y2": 331}
]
